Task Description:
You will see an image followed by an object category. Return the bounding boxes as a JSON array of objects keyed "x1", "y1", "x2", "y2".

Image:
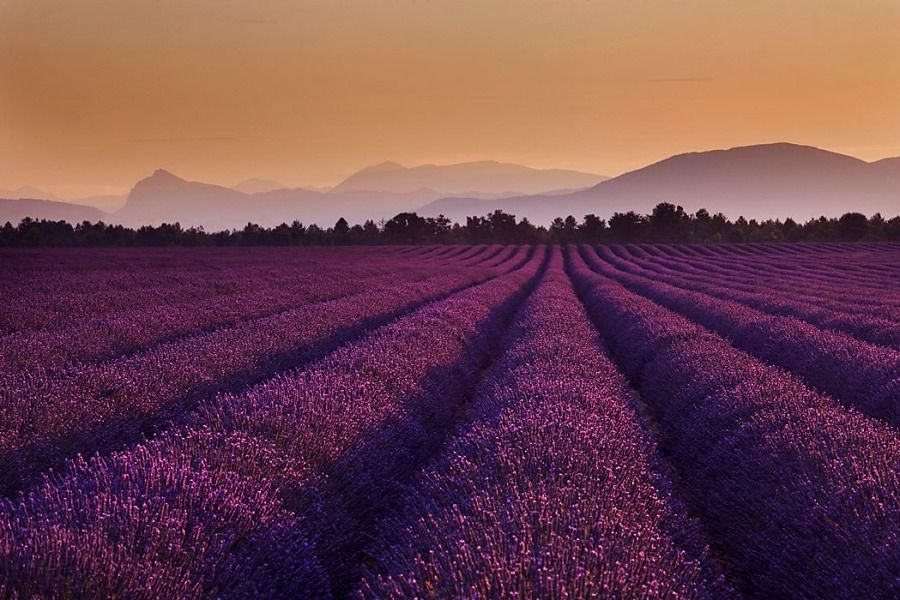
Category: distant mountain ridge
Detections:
[
  {"x1": 233, "y1": 178, "x2": 288, "y2": 194},
  {"x1": 114, "y1": 169, "x2": 437, "y2": 229},
  {"x1": 4, "y1": 144, "x2": 899, "y2": 228},
  {"x1": 332, "y1": 160, "x2": 607, "y2": 195},
  {"x1": 0, "y1": 185, "x2": 125, "y2": 213},
  {"x1": 420, "y1": 143, "x2": 900, "y2": 224},
  {"x1": 0, "y1": 198, "x2": 105, "y2": 225},
  {"x1": 113, "y1": 161, "x2": 609, "y2": 229},
  {"x1": 116, "y1": 169, "x2": 251, "y2": 230},
  {"x1": 0, "y1": 186, "x2": 62, "y2": 202}
]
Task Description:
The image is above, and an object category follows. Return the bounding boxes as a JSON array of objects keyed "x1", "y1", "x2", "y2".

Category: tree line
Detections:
[{"x1": 2, "y1": 203, "x2": 899, "y2": 247}]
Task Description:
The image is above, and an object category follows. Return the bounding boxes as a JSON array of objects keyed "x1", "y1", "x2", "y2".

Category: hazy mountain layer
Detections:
[{"x1": 421, "y1": 143, "x2": 900, "y2": 224}]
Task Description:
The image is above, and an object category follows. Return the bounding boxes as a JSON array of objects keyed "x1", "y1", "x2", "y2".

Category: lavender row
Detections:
[
  {"x1": 0, "y1": 247, "x2": 355, "y2": 331},
  {"x1": 631, "y1": 245, "x2": 900, "y2": 308},
  {"x1": 654, "y1": 241, "x2": 900, "y2": 272},
  {"x1": 641, "y1": 245, "x2": 900, "y2": 299},
  {"x1": 584, "y1": 246, "x2": 900, "y2": 426},
  {"x1": 643, "y1": 242, "x2": 900, "y2": 288},
  {"x1": 195, "y1": 247, "x2": 544, "y2": 594},
  {"x1": 479, "y1": 244, "x2": 523, "y2": 268},
  {"x1": 649, "y1": 242, "x2": 896, "y2": 258},
  {"x1": 567, "y1": 248, "x2": 900, "y2": 598},
  {"x1": 0, "y1": 249, "x2": 526, "y2": 495},
  {"x1": 610, "y1": 246, "x2": 900, "y2": 349},
  {"x1": 359, "y1": 249, "x2": 727, "y2": 598},
  {"x1": 641, "y1": 249, "x2": 900, "y2": 337},
  {"x1": 627, "y1": 244, "x2": 900, "y2": 308},
  {"x1": 0, "y1": 264, "x2": 455, "y2": 374},
  {"x1": 0, "y1": 248, "x2": 545, "y2": 598},
  {"x1": 635, "y1": 247, "x2": 900, "y2": 318},
  {"x1": 0, "y1": 246, "x2": 469, "y2": 334},
  {"x1": 1, "y1": 244, "x2": 504, "y2": 373}
]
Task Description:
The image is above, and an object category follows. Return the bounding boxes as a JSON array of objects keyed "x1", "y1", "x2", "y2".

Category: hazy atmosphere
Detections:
[{"x1": 2, "y1": 0, "x2": 899, "y2": 197}]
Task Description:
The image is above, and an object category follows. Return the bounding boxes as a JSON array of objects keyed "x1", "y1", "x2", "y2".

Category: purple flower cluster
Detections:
[
  {"x1": 0, "y1": 247, "x2": 545, "y2": 598},
  {"x1": 359, "y1": 248, "x2": 728, "y2": 598},
  {"x1": 567, "y1": 246, "x2": 900, "y2": 598},
  {"x1": 584, "y1": 245, "x2": 900, "y2": 425}
]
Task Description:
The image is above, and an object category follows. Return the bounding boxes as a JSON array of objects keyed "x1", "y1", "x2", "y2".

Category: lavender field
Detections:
[{"x1": 0, "y1": 243, "x2": 898, "y2": 598}]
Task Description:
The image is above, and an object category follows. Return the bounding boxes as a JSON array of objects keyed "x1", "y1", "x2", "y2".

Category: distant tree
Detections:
[
  {"x1": 289, "y1": 220, "x2": 306, "y2": 244},
  {"x1": 515, "y1": 217, "x2": 541, "y2": 243},
  {"x1": 726, "y1": 216, "x2": 750, "y2": 243},
  {"x1": 710, "y1": 212, "x2": 730, "y2": 242},
  {"x1": 749, "y1": 219, "x2": 784, "y2": 242},
  {"x1": 432, "y1": 214, "x2": 453, "y2": 242},
  {"x1": 691, "y1": 208, "x2": 713, "y2": 242},
  {"x1": 548, "y1": 217, "x2": 566, "y2": 243},
  {"x1": 0, "y1": 222, "x2": 15, "y2": 246},
  {"x1": 3, "y1": 205, "x2": 899, "y2": 247},
  {"x1": 578, "y1": 214, "x2": 606, "y2": 242},
  {"x1": 487, "y1": 210, "x2": 517, "y2": 242},
  {"x1": 384, "y1": 212, "x2": 431, "y2": 244},
  {"x1": 271, "y1": 223, "x2": 293, "y2": 245},
  {"x1": 867, "y1": 213, "x2": 886, "y2": 240},
  {"x1": 334, "y1": 217, "x2": 350, "y2": 244},
  {"x1": 803, "y1": 216, "x2": 837, "y2": 241},
  {"x1": 884, "y1": 216, "x2": 900, "y2": 241},
  {"x1": 608, "y1": 211, "x2": 647, "y2": 242},
  {"x1": 837, "y1": 212, "x2": 868, "y2": 241},
  {"x1": 305, "y1": 223, "x2": 324, "y2": 245},
  {"x1": 782, "y1": 218, "x2": 801, "y2": 242},
  {"x1": 649, "y1": 202, "x2": 690, "y2": 242},
  {"x1": 240, "y1": 222, "x2": 265, "y2": 246},
  {"x1": 362, "y1": 220, "x2": 380, "y2": 243},
  {"x1": 464, "y1": 215, "x2": 486, "y2": 243},
  {"x1": 548, "y1": 216, "x2": 577, "y2": 243}
]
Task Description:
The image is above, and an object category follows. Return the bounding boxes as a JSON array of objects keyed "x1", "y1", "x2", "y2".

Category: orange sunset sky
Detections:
[{"x1": 1, "y1": 0, "x2": 898, "y2": 198}]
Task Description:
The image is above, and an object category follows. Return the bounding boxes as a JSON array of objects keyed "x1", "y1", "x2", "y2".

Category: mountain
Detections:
[
  {"x1": 0, "y1": 198, "x2": 105, "y2": 225},
  {"x1": 75, "y1": 194, "x2": 127, "y2": 213},
  {"x1": 0, "y1": 186, "x2": 126, "y2": 213},
  {"x1": 115, "y1": 169, "x2": 449, "y2": 229},
  {"x1": 248, "y1": 187, "x2": 441, "y2": 227},
  {"x1": 233, "y1": 178, "x2": 288, "y2": 194},
  {"x1": 420, "y1": 143, "x2": 900, "y2": 224},
  {"x1": 41, "y1": 144, "x2": 899, "y2": 230},
  {"x1": 0, "y1": 186, "x2": 61, "y2": 202},
  {"x1": 332, "y1": 160, "x2": 607, "y2": 196},
  {"x1": 114, "y1": 162, "x2": 606, "y2": 230},
  {"x1": 116, "y1": 169, "x2": 250, "y2": 230},
  {"x1": 870, "y1": 156, "x2": 900, "y2": 175}
]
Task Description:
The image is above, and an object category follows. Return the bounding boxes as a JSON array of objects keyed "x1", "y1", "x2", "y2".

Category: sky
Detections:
[{"x1": 1, "y1": 0, "x2": 899, "y2": 198}]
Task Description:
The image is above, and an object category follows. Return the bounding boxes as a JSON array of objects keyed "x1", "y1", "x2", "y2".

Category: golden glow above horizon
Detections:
[{"x1": 1, "y1": 0, "x2": 898, "y2": 196}]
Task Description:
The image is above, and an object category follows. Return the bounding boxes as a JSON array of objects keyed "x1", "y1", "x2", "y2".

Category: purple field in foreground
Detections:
[{"x1": 0, "y1": 244, "x2": 898, "y2": 598}]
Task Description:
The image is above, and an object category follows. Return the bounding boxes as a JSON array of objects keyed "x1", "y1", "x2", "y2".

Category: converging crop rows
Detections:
[{"x1": 0, "y1": 243, "x2": 898, "y2": 598}]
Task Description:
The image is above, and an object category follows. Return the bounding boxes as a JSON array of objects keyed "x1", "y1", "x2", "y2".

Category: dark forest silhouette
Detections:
[{"x1": 2, "y1": 203, "x2": 899, "y2": 247}]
